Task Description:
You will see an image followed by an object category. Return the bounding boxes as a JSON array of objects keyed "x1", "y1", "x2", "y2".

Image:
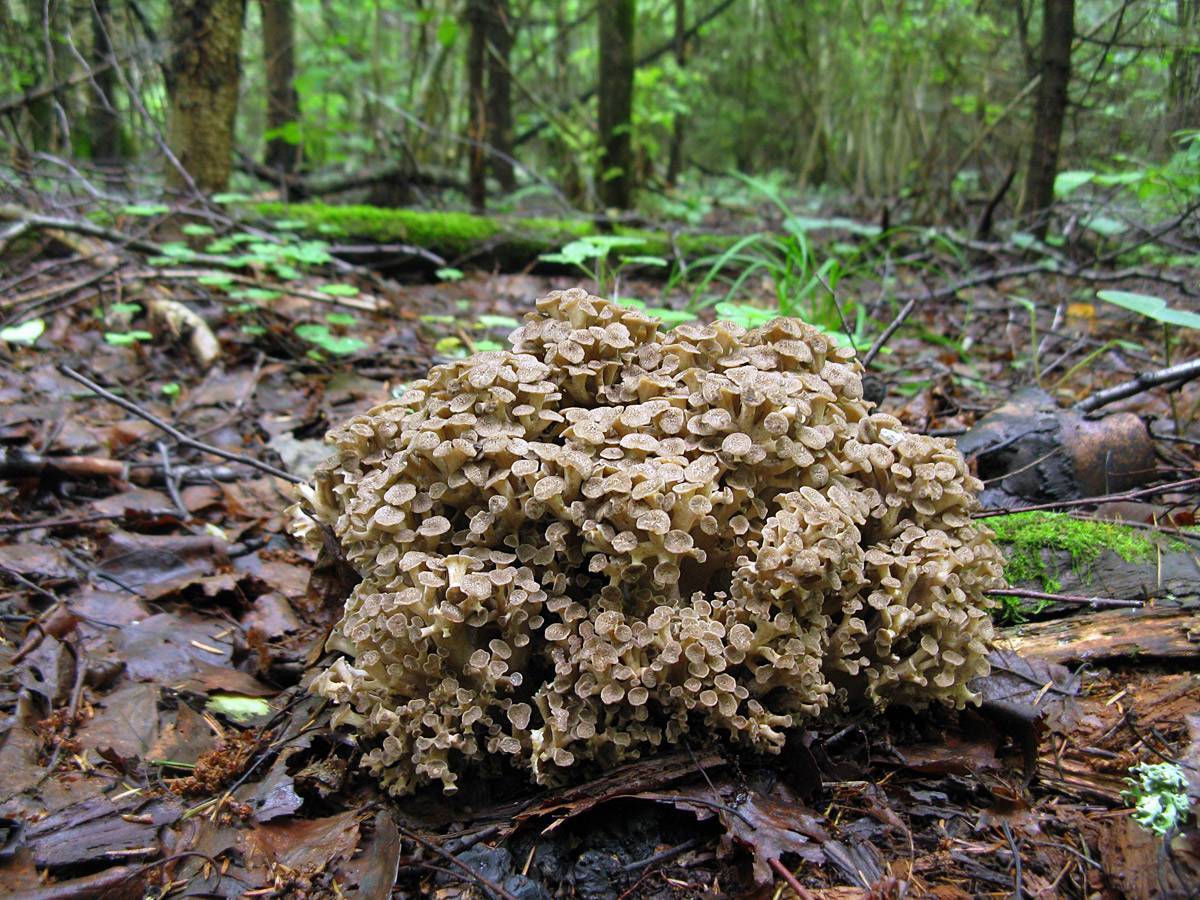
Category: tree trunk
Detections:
[
  {"x1": 485, "y1": 0, "x2": 515, "y2": 191},
  {"x1": 1169, "y1": 0, "x2": 1200, "y2": 134},
  {"x1": 261, "y1": 0, "x2": 300, "y2": 174},
  {"x1": 88, "y1": 0, "x2": 121, "y2": 167},
  {"x1": 1021, "y1": 0, "x2": 1074, "y2": 239},
  {"x1": 666, "y1": 0, "x2": 686, "y2": 186},
  {"x1": 597, "y1": 0, "x2": 636, "y2": 209},
  {"x1": 466, "y1": 0, "x2": 488, "y2": 210},
  {"x1": 165, "y1": 0, "x2": 247, "y2": 194}
]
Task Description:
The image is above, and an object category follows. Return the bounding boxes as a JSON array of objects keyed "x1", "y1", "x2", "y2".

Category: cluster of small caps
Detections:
[{"x1": 296, "y1": 288, "x2": 1005, "y2": 796}]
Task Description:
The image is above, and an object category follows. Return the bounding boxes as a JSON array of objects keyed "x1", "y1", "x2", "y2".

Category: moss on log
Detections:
[{"x1": 247, "y1": 201, "x2": 740, "y2": 269}]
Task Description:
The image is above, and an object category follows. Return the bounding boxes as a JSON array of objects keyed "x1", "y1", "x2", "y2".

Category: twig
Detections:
[
  {"x1": 57, "y1": 365, "x2": 302, "y2": 484},
  {"x1": 1002, "y1": 821, "x2": 1023, "y2": 900},
  {"x1": 862, "y1": 296, "x2": 917, "y2": 368},
  {"x1": 623, "y1": 836, "x2": 705, "y2": 873},
  {"x1": 1074, "y1": 358, "x2": 1200, "y2": 414},
  {"x1": 974, "y1": 475, "x2": 1200, "y2": 518},
  {"x1": 157, "y1": 441, "x2": 188, "y2": 518},
  {"x1": 986, "y1": 587, "x2": 1144, "y2": 610},
  {"x1": 769, "y1": 858, "x2": 817, "y2": 900},
  {"x1": 393, "y1": 821, "x2": 518, "y2": 900}
]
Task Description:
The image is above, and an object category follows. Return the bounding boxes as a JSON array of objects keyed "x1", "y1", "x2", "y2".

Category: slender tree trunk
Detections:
[
  {"x1": 597, "y1": 0, "x2": 636, "y2": 209},
  {"x1": 261, "y1": 0, "x2": 300, "y2": 174},
  {"x1": 1021, "y1": 0, "x2": 1074, "y2": 238},
  {"x1": 165, "y1": 0, "x2": 246, "y2": 194},
  {"x1": 466, "y1": 0, "x2": 487, "y2": 210},
  {"x1": 1169, "y1": 0, "x2": 1200, "y2": 133},
  {"x1": 666, "y1": 0, "x2": 686, "y2": 186},
  {"x1": 88, "y1": 0, "x2": 121, "y2": 167},
  {"x1": 485, "y1": 0, "x2": 515, "y2": 191}
]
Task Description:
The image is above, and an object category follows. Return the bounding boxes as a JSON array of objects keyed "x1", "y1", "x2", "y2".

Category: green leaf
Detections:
[
  {"x1": 294, "y1": 323, "x2": 367, "y2": 355},
  {"x1": 714, "y1": 301, "x2": 776, "y2": 329},
  {"x1": 211, "y1": 192, "x2": 251, "y2": 204},
  {"x1": 229, "y1": 288, "x2": 281, "y2": 302},
  {"x1": 197, "y1": 273, "x2": 235, "y2": 287},
  {"x1": 110, "y1": 302, "x2": 143, "y2": 316},
  {"x1": 643, "y1": 307, "x2": 698, "y2": 325},
  {"x1": 474, "y1": 339, "x2": 504, "y2": 351},
  {"x1": 241, "y1": 324, "x2": 267, "y2": 336},
  {"x1": 476, "y1": 314, "x2": 522, "y2": 329},
  {"x1": 158, "y1": 242, "x2": 198, "y2": 260},
  {"x1": 1054, "y1": 170, "x2": 1095, "y2": 197},
  {"x1": 161, "y1": 382, "x2": 181, "y2": 398},
  {"x1": 434, "y1": 336, "x2": 466, "y2": 356},
  {"x1": 1082, "y1": 216, "x2": 1127, "y2": 237},
  {"x1": 325, "y1": 312, "x2": 357, "y2": 326},
  {"x1": 104, "y1": 330, "x2": 153, "y2": 345},
  {"x1": 420, "y1": 314, "x2": 457, "y2": 325},
  {"x1": 272, "y1": 218, "x2": 309, "y2": 231},
  {"x1": 436, "y1": 267, "x2": 465, "y2": 282},
  {"x1": 436, "y1": 16, "x2": 459, "y2": 47},
  {"x1": 122, "y1": 203, "x2": 169, "y2": 216},
  {"x1": 318, "y1": 283, "x2": 360, "y2": 297},
  {"x1": 263, "y1": 121, "x2": 302, "y2": 145},
  {"x1": 181, "y1": 223, "x2": 216, "y2": 236},
  {"x1": 623, "y1": 255, "x2": 668, "y2": 267},
  {"x1": 1097, "y1": 290, "x2": 1200, "y2": 330},
  {"x1": 0, "y1": 318, "x2": 45, "y2": 346},
  {"x1": 205, "y1": 694, "x2": 271, "y2": 723}
]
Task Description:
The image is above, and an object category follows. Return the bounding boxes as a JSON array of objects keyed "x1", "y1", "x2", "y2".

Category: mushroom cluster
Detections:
[{"x1": 298, "y1": 289, "x2": 1004, "y2": 796}]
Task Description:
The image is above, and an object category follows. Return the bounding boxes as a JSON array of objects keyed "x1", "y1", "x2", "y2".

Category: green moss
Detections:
[
  {"x1": 987, "y1": 511, "x2": 1161, "y2": 592},
  {"x1": 245, "y1": 202, "x2": 737, "y2": 265}
]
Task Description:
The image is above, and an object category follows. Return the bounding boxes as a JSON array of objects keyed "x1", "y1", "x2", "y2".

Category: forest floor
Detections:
[{"x1": 0, "y1": 193, "x2": 1198, "y2": 899}]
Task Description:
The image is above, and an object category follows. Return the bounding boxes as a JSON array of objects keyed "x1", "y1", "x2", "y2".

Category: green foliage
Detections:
[
  {"x1": 681, "y1": 175, "x2": 876, "y2": 349},
  {"x1": 1122, "y1": 763, "x2": 1191, "y2": 836},
  {"x1": 540, "y1": 235, "x2": 667, "y2": 295},
  {"x1": 104, "y1": 330, "x2": 154, "y2": 346},
  {"x1": 0, "y1": 319, "x2": 46, "y2": 346},
  {"x1": 1097, "y1": 290, "x2": 1200, "y2": 330},
  {"x1": 294, "y1": 314, "x2": 367, "y2": 357},
  {"x1": 987, "y1": 511, "x2": 1161, "y2": 594}
]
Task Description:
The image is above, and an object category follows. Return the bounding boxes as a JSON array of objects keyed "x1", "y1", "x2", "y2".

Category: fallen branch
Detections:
[
  {"x1": 57, "y1": 365, "x2": 303, "y2": 485},
  {"x1": 975, "y1": 474, "x2": 1200, "y2": 518},
  {"x1": 1074, "y1": 358, "x2": 1200, "y2": 414},
  {"x1": 986, "y1": 587, "x2": 1144, "y2": 609}
]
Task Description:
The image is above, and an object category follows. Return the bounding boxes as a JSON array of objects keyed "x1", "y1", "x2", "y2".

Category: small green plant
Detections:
[
  {"x1": 679, "y1": 174, "x2": 875, "y2": 349},
  {"x1": 1122, "y1": 762, "x2": 1191, "y2": 836},
  {"x1": 293, "y1": 316, "x2": 368, "y2": 357},
  {"x1": 104, "y1": 330, "x2": 154, "y2": 346},
  {"x1": 539, "y1": 235, "x2": 667, "y2": 297},
  {"x1": 161, "y1": 382, "x2": 181, "y2": 401}
]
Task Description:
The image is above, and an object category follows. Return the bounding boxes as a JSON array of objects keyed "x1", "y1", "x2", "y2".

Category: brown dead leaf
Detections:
[{"x1": 247, "y1": 810, "x2": 360, "y2": 873}]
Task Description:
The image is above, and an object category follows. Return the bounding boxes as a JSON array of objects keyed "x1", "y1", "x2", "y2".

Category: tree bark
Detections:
[
  {"x1": 597, "y1": 0, "x2": 636, "y2": 209},
  {"x1": 485, "y1": 0, "x2": 515, "y2": 191},
  {"x1": 466, "y1": 0, "x2": 488, "y2": 210},
  {"x1": 261, "y1": 0, "x2": 300, "y2": 174},
  {"x1": 666, "y1": 0, "x2": 686, "y2": 186},
  {"x1": 88, "y1": 0, "x2": 122, "y2": 167},
  {"x1": 165, "y1": 0, "x2": 247, "y2": 194},
  {"x1": 1169, "y1": 0, "x2": 1200, "y2": 133},
  {"x1": 1021, "y1": 0, "x2": 1074, "y2": 238}
]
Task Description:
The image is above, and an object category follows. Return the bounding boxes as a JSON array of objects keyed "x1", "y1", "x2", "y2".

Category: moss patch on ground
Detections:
[
  {"x1": 987, "y1": 511, "x2": 1162, "y2": 593},
  {"x1": 246, "y1": 202, "x2": 740, "y2": 266}
]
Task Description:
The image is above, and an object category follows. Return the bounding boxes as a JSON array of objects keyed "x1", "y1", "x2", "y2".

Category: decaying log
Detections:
[{"x1": 999, "y1": 601, "x2": 1200, "y2": 664}]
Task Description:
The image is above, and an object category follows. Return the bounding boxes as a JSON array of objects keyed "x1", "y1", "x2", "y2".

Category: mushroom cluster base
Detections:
[{"x1": 297, "y1": 289, "x2": 1004, "y2": 796}]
